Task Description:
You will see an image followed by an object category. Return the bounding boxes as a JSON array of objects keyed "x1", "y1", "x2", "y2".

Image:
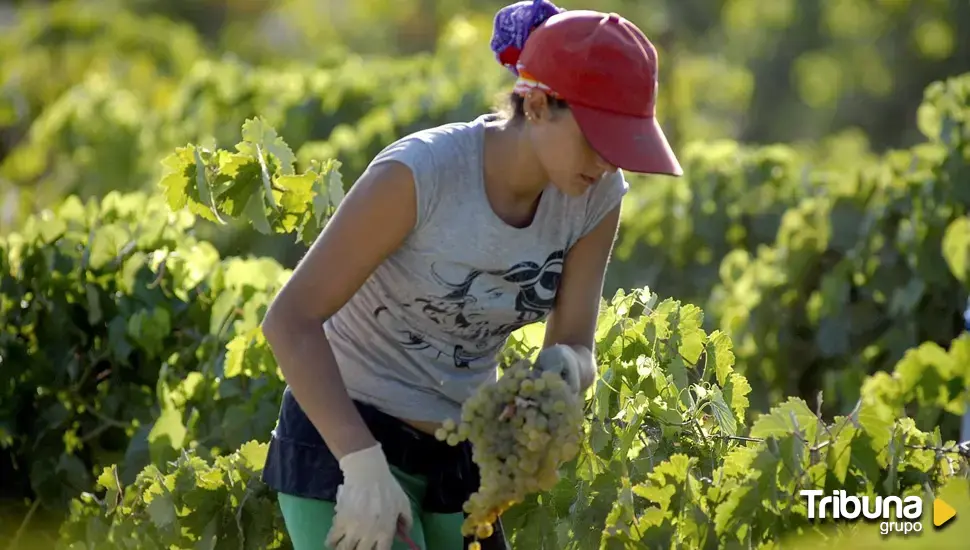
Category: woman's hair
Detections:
[
  {"x1": 494, "y1": 91, "x2": 569, "y2": 122},
  {"x1": 489, "y1": 0, "x2": 568, "y2": 122}
]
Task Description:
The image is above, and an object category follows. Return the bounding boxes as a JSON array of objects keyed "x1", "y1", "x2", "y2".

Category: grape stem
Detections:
[
  {"x1": 254, "y1": 143, "x2": 280, "y2": 210},
  {"x1": 498, "y1": 397, "x2": 537, "y2": 421},
  {"x1": 397, "y1": 519, "x2": 421, "y2": 550}
]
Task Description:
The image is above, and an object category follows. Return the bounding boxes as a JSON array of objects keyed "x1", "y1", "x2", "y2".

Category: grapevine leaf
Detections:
[
  {"x1": 96, "y1": 466, "x2": 122, "y2": 513},
  {"x1": 243, "y1": 190, "x2": 272, "y2": 234},
  {"x1": 943, "y1": 217, "x2": 970, "y2": 284},
  {"x1": 196, "y1": 518, "x2": 218, "y2": 550},
  {"x1": 775, "y1": 433, "x2": 805, "y2": 486},
  {"x1": 210, "y1": 289, "x2": 238, "y2": 336},
  {"x1": 852, "y1": 399, "x2": 893, "y2": 471},
  {"x1": 723, "y1": 373, "x2": 751, "y2": 419},
  {"x1": 254, "y1": 143, "x2": 280, "y2": 211},
  {"x1": 632, "y1": 483, "x2": 676, "y2": 513},
  {"x1": 158, "y1": 146, "x2": 195, "y2": 210},
  {"x1": 712, "y1": 447, "x2": 779, "y2": 539},
  {"x1": 85, "y1": 283, "x2": 102, "y2": 325},
  {"x1": 237, "y1": 441, "x2": 268, "y2": 470},
  {"x1": 826, "y1": 419, "x2": 856, "y2": 484},
  {"x1": 749, "y1": 398, "x2": 819, "y2": 443},
  {"x1": 665, "y1": 354, "x2": 690, "y2": 398},
  {"x1": 707, "y1": 330, "x2": 736, "y2": 386},
  {"x1": 325, "y1": 160, "x2": 345, "y2": 210},
  {"x1": 240, "y1": 117, "x2": 296, "y2": 174},
  {"x1": 675, "y1": 304, "x2": 705, "y2": 364},
  {"x1": 709, "y1": 388, "x2": 737, "y2": 436},
  {"x1": 653, "y1": 454, "x2": 693, "y2": 482},
  {"x1": 275, "y1": 172, "x2": 315, "y2": 233},
  {"x1": 89, "y1": 224, "x2": 129, "y2": 270},
  {"x1": 148, "y1": 406, "x2": 187, "y2": 465},
  {"x1": 224, "y1": 334, "x2": 248, "y2": 378},
  {"x1": 217, "y1": 154, "x2": 264, "y2": 217},
  {"x1": 193, "y1": 147, "x2": 225, "y2": 224},
  {"x1": 501, "y1": 495, "x2": 560, "y2": 548},
  {"x1": 146, "y1": 491, "x2": 177, "y2": 529}
]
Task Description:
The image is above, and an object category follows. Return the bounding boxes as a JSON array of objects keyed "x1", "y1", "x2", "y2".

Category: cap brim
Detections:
[{"x1": 571, "y1": 103, "x2": 683, "y2": 176}]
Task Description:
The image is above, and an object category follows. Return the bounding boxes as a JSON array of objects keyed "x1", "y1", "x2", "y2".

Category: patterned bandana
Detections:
[
  {"x1": 512, "y1": 66, "x2": 559, "y2": 98},
  {"x1": 490, "y1": 0, "x2": 564, "y2": 96}
]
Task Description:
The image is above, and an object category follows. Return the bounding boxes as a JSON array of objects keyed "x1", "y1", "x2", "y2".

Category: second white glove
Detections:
[{"x1": 325, "y1": 443, "x2": 413, "y2": 550}]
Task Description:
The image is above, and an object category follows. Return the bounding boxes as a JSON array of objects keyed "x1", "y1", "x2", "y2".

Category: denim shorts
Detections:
[{"x1": 261, "y1": 386, "x2": 509, "y2": 548}]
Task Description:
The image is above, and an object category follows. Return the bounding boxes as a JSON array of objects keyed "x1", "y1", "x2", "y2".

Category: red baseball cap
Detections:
[{"x1": 518, "y1": 10, "x2": 682, "y2": 176}]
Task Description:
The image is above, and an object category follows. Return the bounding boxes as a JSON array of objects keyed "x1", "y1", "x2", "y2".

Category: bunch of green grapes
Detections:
[{"x1": 435, "y1": 358, "x2": 585, "y2": 548}]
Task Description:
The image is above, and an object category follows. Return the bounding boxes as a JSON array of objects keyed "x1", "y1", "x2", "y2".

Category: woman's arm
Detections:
[
  {"x1": 261, "y1": 160, "x2": 418, "y2": 460},
  {"x1": 541, "y1": 202, "x2": 623, "y2": 392}
]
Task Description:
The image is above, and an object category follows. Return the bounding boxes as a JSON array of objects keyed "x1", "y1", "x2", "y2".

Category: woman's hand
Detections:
[
  {"x1": 326, "y1": 443, "x2": 413, "y2": 550},
  {"x1": 532, "y1": 344, "x2": 591, "y2": 395}
]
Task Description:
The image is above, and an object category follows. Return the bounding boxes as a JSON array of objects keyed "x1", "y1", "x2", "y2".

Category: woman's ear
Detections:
[{"x1": 523, "y1": 90, "x2": 552, "y2": 122}]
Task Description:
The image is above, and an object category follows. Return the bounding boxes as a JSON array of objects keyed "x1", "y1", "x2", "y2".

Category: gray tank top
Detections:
[{"x1": 324, "y1": 114, "x2": 629, "y2": 422}]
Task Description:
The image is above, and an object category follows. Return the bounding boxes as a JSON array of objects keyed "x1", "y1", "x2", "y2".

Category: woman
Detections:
[{"x1": 259, "y1": 1, "x2": 682, "y2": 549}]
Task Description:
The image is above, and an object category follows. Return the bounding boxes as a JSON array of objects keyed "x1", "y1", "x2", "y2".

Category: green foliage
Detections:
[
  {"x1": 0, "y1": 0, "x2": 202, "y2": 132},
  {"x1": 860, "y1": 335, "x2": 970, "y2": 425},
  {"x1": 57, "y1": 441, "x2": 287, "y2": 550},
  {"x1": 0, "y1": 186, "x2": 293, "y2": 511},
  {"x1": 1, "y1": 31, "x2": 503, "y2": 236},
  {"x1": 54, "y1": 288, "x2": 970, "y2": 549},
  {"x1": 710, "y1": 72, "x2": 970, "y2": 416},
  {"x1": 158, "y1": 117, "x2": 344, "y2": 245},
  {"x1": 500, "y1": 292, "x2": 969, "y2": 549},
  {"x1": 612, "y1": 141, "x2": 810, "y2": 303}
]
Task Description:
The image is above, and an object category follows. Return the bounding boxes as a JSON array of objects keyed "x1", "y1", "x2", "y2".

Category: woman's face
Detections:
[{"x1": 524, "y1": 92, "x2": 617, "y2": 196}]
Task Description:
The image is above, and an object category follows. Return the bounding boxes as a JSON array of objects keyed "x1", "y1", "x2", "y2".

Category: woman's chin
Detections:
[{"x1": 552, "y1": 178, "x2": 592, "y2": 197}]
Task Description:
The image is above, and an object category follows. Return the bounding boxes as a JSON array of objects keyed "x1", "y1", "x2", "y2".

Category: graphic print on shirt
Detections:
[{"x1": 373, "y1": 249, "x2": 564, "y2": 368}]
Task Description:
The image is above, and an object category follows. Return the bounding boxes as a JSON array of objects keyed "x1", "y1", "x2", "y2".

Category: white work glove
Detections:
[
  {"x1": 533, "y1": 344, "x2": 585, "y2": 395},
  {"x1": 326, "y1": 443, "x2": 413, "y2": 550}
]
